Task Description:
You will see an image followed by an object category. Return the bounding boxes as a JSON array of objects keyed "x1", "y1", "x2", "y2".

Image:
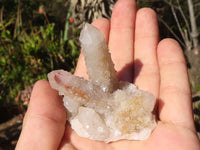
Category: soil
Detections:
[{"x1": 0, "y1": 105, "x2": 25, "y2": 150}]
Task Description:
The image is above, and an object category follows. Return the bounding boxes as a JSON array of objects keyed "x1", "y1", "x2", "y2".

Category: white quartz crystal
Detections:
[
  {"x1": 48, "y1": 23, "x2": 156, "y2": 143},
  {"x1": 80, "y1": 23, "x2": 118, "y2": 92}
]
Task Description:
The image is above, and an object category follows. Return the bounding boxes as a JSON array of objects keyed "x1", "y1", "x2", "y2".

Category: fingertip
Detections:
[
  {"x1": 33, "y1": 79, "x2": 49, "y2": 87},
  {"x1": 135, "y1": 7, "x2": 159, "y2": 39},
  {"x1": 158, "y1": 38, "x2": 182, "y2": 50},
  {"x1": 30, "y1": 79, "x2": 63, "y2": 107},
  {"x1": 32, "y1": 79, "x2": 55, "y2": 95},
  {"x1": 137, "y1": 7, "x2": 157, "y2": 20},
  {"x1": 157, "y1": 38, "x2": 186, "y2": 65},
  {"x1": 92, "y1": 18, "x2": 110, "y2": 27},
  {"x1": 112, "y1": 0, "x2": 137, "y2": 20},
  {"x1": 28, "y1": 79, "x2": 66, "y2": 123},
  {"x1": 91, "y1": 18, "x2": 110, "y2": 43},
  {"x1": 32, "y1": 79, "x2": 51, "y2": 94}
]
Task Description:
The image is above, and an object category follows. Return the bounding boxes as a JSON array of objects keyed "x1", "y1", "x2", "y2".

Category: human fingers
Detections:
[
  {"x1": 157, "y1": 39, "x2": 195, "y2": 131},
  {"x1": 134, "y1": 8, "x2": 160, "y2": 97},
  {"x1": 16, "y1": 80, "x2": 66, "y2": 150},
  {"x1": 109, "y1": 0, "x2": 137, "y2": 82},
  {"x1": 74, "y1": 18, "x2": 110, "y2": 78}
]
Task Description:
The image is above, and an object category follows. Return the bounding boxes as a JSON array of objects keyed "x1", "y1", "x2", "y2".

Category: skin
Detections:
[{"x1": 16, "y1": 0, "x2": 200, "y2": 149}]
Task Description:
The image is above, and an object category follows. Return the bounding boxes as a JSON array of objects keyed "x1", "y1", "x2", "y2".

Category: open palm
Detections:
[{"x1": 16, "y1": 0, "x2": 200, "y2": 150}]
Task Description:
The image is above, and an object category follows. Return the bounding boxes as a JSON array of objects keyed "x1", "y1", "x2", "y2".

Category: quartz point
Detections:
[{"x1": 48, "y1": 23, "x2": 156, "y2": 143}]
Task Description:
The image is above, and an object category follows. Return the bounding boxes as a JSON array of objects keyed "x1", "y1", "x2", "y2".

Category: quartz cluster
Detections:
[{"x1": 48, "y1": 23, "x2": 156, "y2": 143}]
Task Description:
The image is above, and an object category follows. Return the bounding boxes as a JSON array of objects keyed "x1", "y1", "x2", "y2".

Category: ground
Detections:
[{"x1": 0, "y1": 106, "x2": 24, "y2": 150}]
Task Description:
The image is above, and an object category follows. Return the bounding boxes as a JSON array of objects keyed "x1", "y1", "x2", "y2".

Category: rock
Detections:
[{"x1": 48, "y1": 23, "x2": 156, "y2": 143}]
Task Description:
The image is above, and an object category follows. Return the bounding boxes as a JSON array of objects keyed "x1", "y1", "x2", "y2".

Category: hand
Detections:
[{"x1": 16, "y1": 0, "x2": 200, "y2": 149}]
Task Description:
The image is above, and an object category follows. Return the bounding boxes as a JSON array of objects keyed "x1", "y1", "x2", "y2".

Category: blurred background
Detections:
[{"x1": 0, "y1": 0, "x2": 200, "y2": 149}]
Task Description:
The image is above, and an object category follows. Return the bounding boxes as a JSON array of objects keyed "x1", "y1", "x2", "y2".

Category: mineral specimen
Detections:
[{"x1": 48, "y1": 23, "x2": 156, "y2": 143}]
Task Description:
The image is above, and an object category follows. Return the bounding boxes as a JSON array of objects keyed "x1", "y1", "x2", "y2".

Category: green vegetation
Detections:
[{"x1": 0, "y1": 0, "x2": 80, "y2": 106}]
